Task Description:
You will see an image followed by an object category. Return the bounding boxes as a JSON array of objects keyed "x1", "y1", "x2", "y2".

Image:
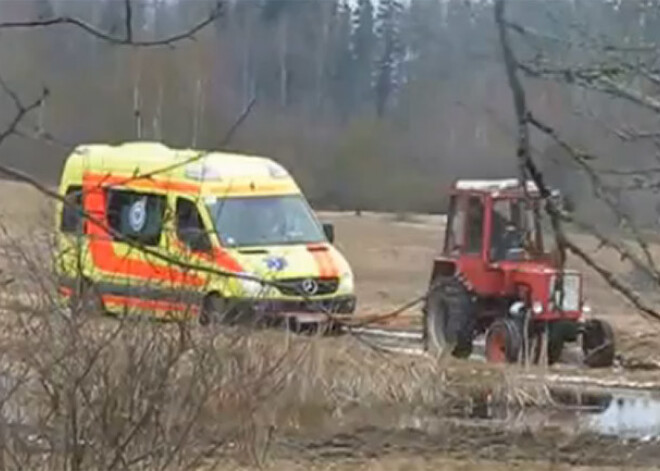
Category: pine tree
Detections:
[
  {"x1": 352, "y1": 0, "x2": 376, "y2": 110},
  {"x1": 328, "y1": 0, "x2": 354, "y2": 118},
  {"x1": 374, "y1": 0, "x2": 405, "y2": 117}
]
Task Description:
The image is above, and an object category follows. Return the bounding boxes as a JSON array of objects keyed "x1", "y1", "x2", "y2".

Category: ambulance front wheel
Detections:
[{"x1": 199, "y1": 294, "x2": 245, "y2": 326}]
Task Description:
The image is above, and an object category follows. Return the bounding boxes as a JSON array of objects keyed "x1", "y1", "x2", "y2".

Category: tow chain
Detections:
[{"x1": 324, "y1": 292, "x2": 429, "y2": 329}]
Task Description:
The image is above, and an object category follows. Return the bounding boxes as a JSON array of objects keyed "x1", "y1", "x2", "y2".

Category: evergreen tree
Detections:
[
  {"x1": 327, "y1": 0, "x2": 354, "y2": 118},
  {"x1": 352, "y1": 0, "x2": 376, "y2": 110},
  {"x1": 374, "y1": 0, "x2": 405, "y2": 116}
]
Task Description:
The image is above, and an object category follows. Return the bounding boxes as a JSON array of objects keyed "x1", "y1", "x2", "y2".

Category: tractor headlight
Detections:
[
  {"x1": 532, "y1": 301, "x2": 544, "y2": 314},
  {"x1": 509, "y1": 301, "x2": 525, "y2": 317},
  {"x1": 338, "y1": 271, "x2": 354, "y2": 293}
]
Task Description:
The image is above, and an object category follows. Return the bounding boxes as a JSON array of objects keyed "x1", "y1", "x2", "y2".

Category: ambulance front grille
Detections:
[{"x1": 276, "y1": 278, "x2": 339, "y2": 297}]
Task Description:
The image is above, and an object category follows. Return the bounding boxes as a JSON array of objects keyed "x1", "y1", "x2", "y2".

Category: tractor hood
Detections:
[
  {"x1": 494, "y1": 260, "x2": 582, "y2": 314},
  {"x1": 495, "y1": 260, "x2": 565, "y2": 275}
]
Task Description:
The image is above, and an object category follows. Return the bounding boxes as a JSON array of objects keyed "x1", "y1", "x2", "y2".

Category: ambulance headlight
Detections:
[
  {"x1": 338, "y1": 271, "x2": 354, "y2": 293},
  {"x1": 239, "y1": 276, "x2": 265, "y2": 297}
]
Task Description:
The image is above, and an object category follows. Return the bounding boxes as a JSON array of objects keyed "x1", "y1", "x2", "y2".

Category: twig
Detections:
[
  {"x1": 495, "y1": 0, "x2": 567, "y2": 267},
  {"x1": 527, "y1": 113, "x2": 660, "y2": 277},
  {"x1": 0, "y1": 2, "x2": 223, "y2": 48},
  {"x1": 0, "y1": 88, "x2": 49, "y2": 146},
  {"x1": 496, "y1": 0, "x2": 660, "y2": 322},
  {"x1": 566, "y1": 239, "x2": 660, "y2": 321}
]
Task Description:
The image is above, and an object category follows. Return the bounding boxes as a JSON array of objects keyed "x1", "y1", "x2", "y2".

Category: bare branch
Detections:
[
  {"x1": 0, "y1": 2, "x2": 224, "y2": 48},
  {"x1": 566, "y1": 239, "x2": 660, "y2": 322},
  {"x1": 0, "y1": 87, "x2": 49, "y2": 146},
  {"x1": 216, "y1": 95, "x2": 257, "y2": 147},
  {"x1": 527, "y1": 113, "x2": 660, "y2": 275},
  {"x1": 495, "y1": 3, "x2": 660, "y2": 323},
  {"x1": 495, "y1": 0, "x2": 567, "y2": 268}
]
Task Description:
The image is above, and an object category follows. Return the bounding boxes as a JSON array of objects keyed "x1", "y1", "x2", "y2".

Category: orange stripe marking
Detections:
[
  {"x1": 101, "y1": 294, "x2": 198, "y2": 313},
  {"x1": 82, "y1": 172, "x2": 245, "y2": 286}
]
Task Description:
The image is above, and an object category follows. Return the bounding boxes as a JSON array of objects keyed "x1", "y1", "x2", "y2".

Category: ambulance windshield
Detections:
[{"x1": 207, "y1": 195, "x2": 326, "y2": 247}]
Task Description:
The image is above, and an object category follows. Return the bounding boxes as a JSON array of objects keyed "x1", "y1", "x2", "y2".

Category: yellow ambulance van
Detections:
[{"x1": 54, "y1": 142, "x2": 355, "y2": 324}]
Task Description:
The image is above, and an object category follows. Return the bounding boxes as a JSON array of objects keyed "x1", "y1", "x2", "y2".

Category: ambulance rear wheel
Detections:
[
  {"x1": 200, "y1": 294, "x2": 227, "y2": 326},
  {"x1": 68, "y1": 279, "x2": 104, "y2": 316}
]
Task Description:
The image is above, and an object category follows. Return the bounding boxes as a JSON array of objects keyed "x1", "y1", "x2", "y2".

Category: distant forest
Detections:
[{"x1": 2, "y1": 0, "x2": 660, "y2": 223}]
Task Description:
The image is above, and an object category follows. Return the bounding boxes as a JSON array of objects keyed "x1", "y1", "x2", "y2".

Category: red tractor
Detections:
[{"x1": 423, "y1": 179, "x2": 615, "y2": 367}]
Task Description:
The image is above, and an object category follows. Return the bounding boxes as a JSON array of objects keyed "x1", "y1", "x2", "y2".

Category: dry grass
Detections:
[{"x1": 2, "y1": 181, "x2": 660, "y2": 468}]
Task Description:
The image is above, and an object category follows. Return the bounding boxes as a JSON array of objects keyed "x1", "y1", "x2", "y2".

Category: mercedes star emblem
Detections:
[{"x1": 301, "y1": 278, "x2": 318, "y2": 295}]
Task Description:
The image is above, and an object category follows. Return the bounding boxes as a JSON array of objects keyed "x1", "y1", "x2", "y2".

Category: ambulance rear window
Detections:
[
  {"x1": 60, "y1": 186, "x2": 84, "y2": 234},
  {"x1": 106, "y1": 190, "x2": 166, "y2": 246}
]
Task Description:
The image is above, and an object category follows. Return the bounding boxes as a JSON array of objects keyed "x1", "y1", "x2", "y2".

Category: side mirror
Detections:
[{"x1": 322, "y1": 223, "x2": 335, "y2": 243}]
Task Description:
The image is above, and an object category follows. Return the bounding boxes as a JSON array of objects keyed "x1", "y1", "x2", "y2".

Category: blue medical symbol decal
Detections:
[{"x1": 265, "y1": 256, "x2": 287, "y2": 271}]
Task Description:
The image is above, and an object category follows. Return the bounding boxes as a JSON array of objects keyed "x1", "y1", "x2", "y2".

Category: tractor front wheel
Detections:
[
  {"x1": 423, "y1": 276, "x2": 475, "y2": 359},
  {"x1": 582, "y1": 319, "x2": 615, "y2": 368},
  {"x1": 485, "y1": 318, "x2": 522, "y2": 364}
]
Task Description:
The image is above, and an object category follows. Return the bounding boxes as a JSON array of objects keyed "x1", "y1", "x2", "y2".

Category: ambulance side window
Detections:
[
  {"x1": 176, "y1": 198, "x2": 212, "y2": 252},
  {"x1": 106, "y1": 190, "x2": 165, "y2": 246},
  {"x1": 60, "y1": 186, "x2": 84, "y2": 234}
]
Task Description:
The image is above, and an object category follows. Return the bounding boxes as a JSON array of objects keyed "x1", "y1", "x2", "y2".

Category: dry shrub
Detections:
[
  {"x1": 0, "y1": 227, "x2": 571, "y2": 470},
  {"x1": 0, "y1": 225, "x2": 459, "y2": 470}
]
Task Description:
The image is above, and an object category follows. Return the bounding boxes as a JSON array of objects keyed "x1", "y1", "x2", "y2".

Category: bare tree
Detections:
[{"x1": 494, "y1": 0, "x2": 660, "y2": 321}]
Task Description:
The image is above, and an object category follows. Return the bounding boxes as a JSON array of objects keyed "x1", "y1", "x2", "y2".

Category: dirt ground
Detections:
[{"x1": 3, "y1": 180, "x2": 660, "y2": 470}]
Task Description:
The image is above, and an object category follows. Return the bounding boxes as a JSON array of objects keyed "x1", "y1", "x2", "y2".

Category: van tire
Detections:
[
  {"x1": 200, "y1": 294, "x2": 247, "y2": 326},
  {"x1": 200, "y1": 294, "x2": 224, "y2": 326},
  {"x1": 69, "y1": 279, "x2": 104, "y2": 316}
]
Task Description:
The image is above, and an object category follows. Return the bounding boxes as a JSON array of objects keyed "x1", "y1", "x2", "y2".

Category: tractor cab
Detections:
[
  {"x1": 424, "y1": 178, "x2": 615, "y2": 369},
  {"x1": 444, "y1": 179, "x2": 551, "y2": 265}
]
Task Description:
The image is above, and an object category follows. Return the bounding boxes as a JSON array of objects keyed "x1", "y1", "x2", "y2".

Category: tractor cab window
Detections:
[
  {"x1": 465, "y1": 196, "x2": 485, "y2": 255},
  {"x1": 490, "y1": 199, "x2": 538, "y2": 261},
  {"x1": 444, "y1": 196, "x2": 465, "y2": 255}
]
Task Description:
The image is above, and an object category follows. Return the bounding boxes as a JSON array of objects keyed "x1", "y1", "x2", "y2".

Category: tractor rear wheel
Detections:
[
  {"x1": 423, "y1": 276, "x2": 475, "y2": 358},
  {"x1": 485, "y1": 318, "x2": 522, "y2": 364},
  {"x1": 582, "y1": 319, "x2": 615, "y2": 368}
]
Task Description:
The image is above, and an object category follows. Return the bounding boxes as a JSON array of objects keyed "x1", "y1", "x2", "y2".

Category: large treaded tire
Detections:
[
  {"x1": 582, "y1": 319, "x2": 615, "y2": 368},
  {"x1": 423, "y1": 276, "x2": 475, "y2": 358}
]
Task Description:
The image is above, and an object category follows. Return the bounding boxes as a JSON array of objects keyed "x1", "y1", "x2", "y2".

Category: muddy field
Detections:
[{"x1": 2, "y1": 180, "x2": 660, "y2": 470}]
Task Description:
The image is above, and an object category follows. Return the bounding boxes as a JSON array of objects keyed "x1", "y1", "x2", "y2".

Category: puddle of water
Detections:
[
  {"x1": 582, "y1": 389, "x2": 660, "y2": 439},
  {"x1": 453, "y1": 387, "x2": 660, "y2": 440}
]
